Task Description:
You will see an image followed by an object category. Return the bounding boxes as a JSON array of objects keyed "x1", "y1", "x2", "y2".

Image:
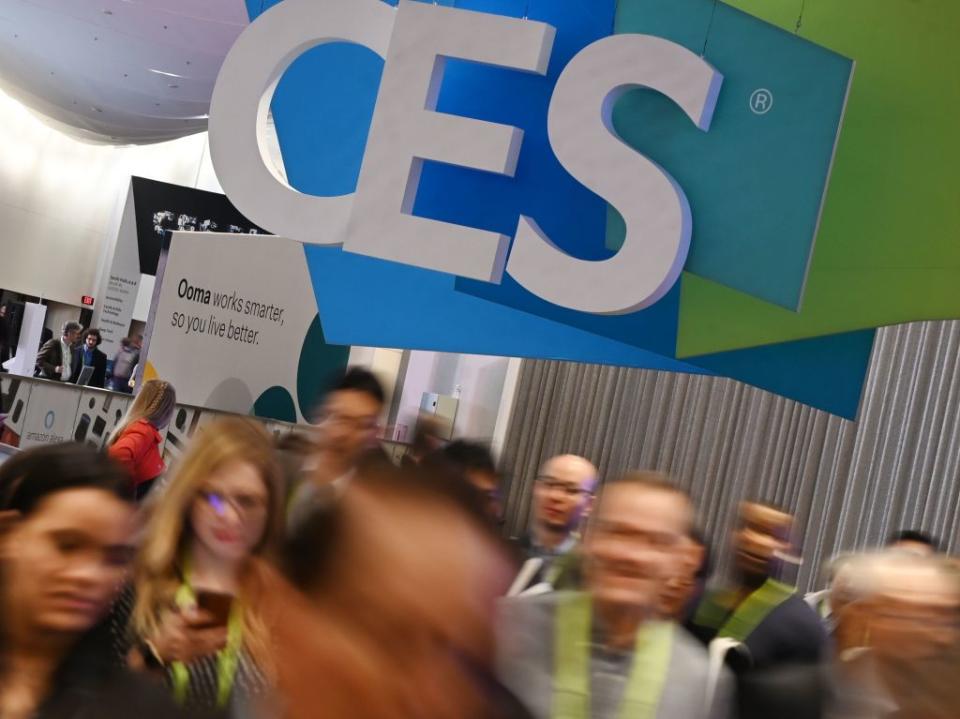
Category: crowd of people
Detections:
[
  {"x1": 0, "y1": 366, "x2": 957, "y2": 718},
  {"x1": 29, "y1": 319, "x2": 142, "y2": 391}
]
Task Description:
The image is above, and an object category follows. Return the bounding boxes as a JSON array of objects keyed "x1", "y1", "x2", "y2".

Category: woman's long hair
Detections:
[
  {"x1": 107, "y1": 379, "x2": 177, "y2": 446},
  {"x1": 131, "y1": 417, "x2": 284, "y2": 668},
  {"x1": 0, "y1": 444, "x2": 133, "y2": 674}
]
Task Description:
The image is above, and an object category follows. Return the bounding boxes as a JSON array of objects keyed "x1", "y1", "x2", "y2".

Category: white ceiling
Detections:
[{"x1": 0, "y1": 0, "x2": 249, "y2": 144}]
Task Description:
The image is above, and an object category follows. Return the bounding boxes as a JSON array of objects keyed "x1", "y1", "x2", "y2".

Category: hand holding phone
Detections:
[{"x1": 195, "y1": 590, "x2": 234, "y2": 629}]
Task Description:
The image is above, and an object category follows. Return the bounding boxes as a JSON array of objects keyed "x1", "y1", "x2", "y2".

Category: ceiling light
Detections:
[{"x1": 148, "y1": 68, "x2": 185, "y2": 79}]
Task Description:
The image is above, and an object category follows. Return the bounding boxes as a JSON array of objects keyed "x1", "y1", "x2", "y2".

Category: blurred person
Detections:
[
  {"x1": 70, "y1": 328, "x2": 108, "y2": 388},
  {"x1": 688, "y1": 501, "x2": 826, "y2": 671},
  {"x1": 107, "y1": 380, "x2": 176, "y2": 500},
  {"x1": 0, "y1": 443, "x2": 180, "y2": 718},
  {"x1": 37, "y1": 326, "x2": 53, "y2": 351},
  {"x1": 661, "y1": 528, "x2": 711, "y2": 623},
  {"x1": 508, "y1": 454, "x2": 598, "y2": 595},
  {"x1": 273, "y1": 431, "x2": 315, "y2": 500},
  {"x1": 805, "y1": 553, "x2": 857, "y2": 634},
  {"x1": 429, "y1": 439, "x2": 503, "y2": 525},
  {"x1": 110, "y1": 336, "x2": 141, "y2": 393},
  {"x1": 127, "y1": 417, "x2": 284, "y2": 713},
  {"x1": 735, "y1": 553, "x2": 865, "y2": 719},
  {"x1": 286, "y1": 367, "x2": 385, "y2": 528},
  {"x1": 497, "y1": 472, "x2": 733, "y2": 719},
  {"x1": 400, "y1": 412, "x2": 447, "y2": 468},
  {"x1": 826, "y1": 552, "x2": 960, "y2": 719},
  {"x1": 264, "y1": 462, "x2": 522, "y2": 719},
  {"x1": 0, "y1": 302, "x2": 11, "y2": 370},
  {"x1": 886, "y1": 528, "x2": 940, "y2": 556},
  {"x1": 35, "y1": 320, "x2": 81, "y2": 381}
]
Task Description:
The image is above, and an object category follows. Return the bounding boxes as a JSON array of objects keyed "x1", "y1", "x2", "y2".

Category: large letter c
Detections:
[{"x1": 208, "y1": 0, "x2": 394, "y2": 246}]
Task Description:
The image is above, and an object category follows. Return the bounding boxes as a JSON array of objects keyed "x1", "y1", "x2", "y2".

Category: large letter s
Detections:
[{"x1": 507, "y1": 34, "x2": 722, "y2": 314}]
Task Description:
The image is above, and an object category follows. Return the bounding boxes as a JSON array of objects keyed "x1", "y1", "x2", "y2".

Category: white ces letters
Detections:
[{"x1": 209, "y1": 0, "x2": 722, "y2": 314}]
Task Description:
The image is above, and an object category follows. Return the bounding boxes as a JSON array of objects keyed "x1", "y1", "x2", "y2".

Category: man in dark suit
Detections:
[
  {"x1": 687, "y1": 501, "x2": 827, "y2": 670},
  {"x1": 35, "y1": 321, "x2": 81, "y2": 381},
  {"x1": 70, "y1": 328, "x2": 108, "y2": 388}
]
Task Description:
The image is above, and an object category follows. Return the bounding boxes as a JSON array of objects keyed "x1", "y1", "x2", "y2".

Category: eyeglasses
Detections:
[
  {"x1": 535, "y1": 477, "x2": 591, "y2": 498},
  {"x1": 198, "y1": 489, "x2": 268, "y2": 518},
  {"x1": 317, "y1": 410, "x2": 380, "y2": 433}
]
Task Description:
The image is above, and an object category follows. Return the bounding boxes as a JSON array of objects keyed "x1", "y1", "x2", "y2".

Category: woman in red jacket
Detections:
[{"x1": 108, "y1": 379, "x2": 176, "y2": 500}]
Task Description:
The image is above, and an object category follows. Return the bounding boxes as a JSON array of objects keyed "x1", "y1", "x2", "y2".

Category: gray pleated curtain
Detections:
[{"x1": 499, "y1": 320, "x2": 960, "y2": 591}]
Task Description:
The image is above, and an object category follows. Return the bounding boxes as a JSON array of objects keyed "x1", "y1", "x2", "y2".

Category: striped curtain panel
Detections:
[{"x1": 499, "y1": 320, "x2": 960, "y2": 591}]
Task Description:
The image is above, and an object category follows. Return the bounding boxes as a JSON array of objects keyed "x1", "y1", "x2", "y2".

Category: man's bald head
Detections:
[
  {"x1": 532, "y1": 454, "x2": 598, "y2": 540},
  {"x1": 541, "y1": 455, "x2": 598, "y2": 490}
]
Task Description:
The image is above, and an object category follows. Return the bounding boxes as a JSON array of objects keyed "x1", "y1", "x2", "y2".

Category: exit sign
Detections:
[{"x1": 81, "y1": 295, "x2": 95, "y2": 307}]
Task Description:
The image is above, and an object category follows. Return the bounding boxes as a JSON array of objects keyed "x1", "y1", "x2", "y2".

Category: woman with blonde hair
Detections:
[
  {"x1": 127, "y1": 416, "x2": 283, "y2": 713},
  {"x1": 107, "y1": 379, "x2": 176, "y2": 500}
]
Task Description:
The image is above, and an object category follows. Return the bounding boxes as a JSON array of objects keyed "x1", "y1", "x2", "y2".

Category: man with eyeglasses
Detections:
[
  {"x1": 508, "y1": 454, "x2": 598, "y2": 596},
  {"x1": 497, "y1": 473, "x2": 733, "y2": 719},
  {"x1": 286, "y1": 367, "x2": 385, "y2": 529}
]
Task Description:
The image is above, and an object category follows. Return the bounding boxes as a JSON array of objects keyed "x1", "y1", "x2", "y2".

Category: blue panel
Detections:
[
  {"x1": 302, "y1": 243, "x2": 872, "y2": 418},
  {"x1": 692, "y1": 330, "x2": 874, "y2": 420},
  {"x1": 303, "y1": 244, "x2": 704, "y2": 374}
]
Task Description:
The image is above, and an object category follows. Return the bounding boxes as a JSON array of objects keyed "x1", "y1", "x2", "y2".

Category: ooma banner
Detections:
[{"x1": 145, "y1": 232, "x2": 348, "y2": 423}]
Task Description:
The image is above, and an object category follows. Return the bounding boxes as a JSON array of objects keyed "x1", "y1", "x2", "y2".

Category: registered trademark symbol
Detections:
[{"x1": 750, "y1": 88, "x2": 773, "y2": 115}]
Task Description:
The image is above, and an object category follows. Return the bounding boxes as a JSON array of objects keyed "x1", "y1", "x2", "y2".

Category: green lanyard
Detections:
[
  {"x1": 554, "y1": 593, "x2": 673, "y2": 719},
  {"x1": 170, "y1": 556, "x2": 244, "y2": 709},
  {"x1": 693, "y1": 579, "x2": 795, "y2": 643}
]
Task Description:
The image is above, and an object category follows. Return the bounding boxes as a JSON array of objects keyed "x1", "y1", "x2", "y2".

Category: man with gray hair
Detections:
[
  {"x1": 35, "y1": 320, "x2": 81, "y2": 381},
  {"x1": 827, "y1": 552, "x2": 960, "y2": 717},
  {"x1": 509, "y1": 453, "x2": 598, "y2": 595}
]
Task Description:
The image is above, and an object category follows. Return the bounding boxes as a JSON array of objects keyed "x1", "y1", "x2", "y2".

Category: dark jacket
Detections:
[
  {"x1": 23, "y1": 619, "x2": 192, "y2": 719},
  {"x1": 0, "y1": 314, "x2": 10, "y2": 350},
  {"x1": 71, "y1": 346, "x2": 108, "y2": 388},
  {"x1": 0, "y1": 314, "x2": 10, "y2": 366},
  {"x1": 507, "y1": 534, "x2": 583, "y2": 594},
  {"x1": 687, "y1": 590, "x2": 827, "y2": 671},
  {"x1": 36, "y1": 337, "x2": 67, "y2": 380}
]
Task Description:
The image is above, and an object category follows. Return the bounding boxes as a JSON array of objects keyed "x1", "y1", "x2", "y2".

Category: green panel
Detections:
[
  {"x1": 713, "y1": 0, "x2": 803, "y2": 34},
  {"x1": 677, "y1": 0, "x2": 960, "y2": 357},
  {"x1": 252, "y1": 386, "x2": 297, "y2": 423}
]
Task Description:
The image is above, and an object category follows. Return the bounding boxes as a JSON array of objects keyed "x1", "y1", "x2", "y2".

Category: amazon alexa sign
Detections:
[{"x1": 208, "y1": 0, "x2": 721, "y2": 315}]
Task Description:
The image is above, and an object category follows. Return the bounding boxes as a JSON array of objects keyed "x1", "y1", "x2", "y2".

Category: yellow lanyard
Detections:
[
  {"x1": 553, "y1": 593, "x2": 673, "y2": 719},
  {"x1": 170, "y1": 556, "x2": 244, "y2": 709},
  {"x1": 694, "y1": 579, "x2": 795, "y2": 643}
]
